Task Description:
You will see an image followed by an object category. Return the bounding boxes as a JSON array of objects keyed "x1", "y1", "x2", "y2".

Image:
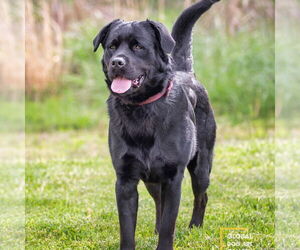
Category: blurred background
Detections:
[
  {"x1": 0, "y1": 0, "x2": 24, "y2": 248},
  {"x1": 276, "y1": 0, "x2": 300, "y2": 248},
  {"x1": 3, "y1": 0, "x2": 300, "y2": 249},
  {"x1": 22, "y1": 0, "x2": 274, "y2": 136}
]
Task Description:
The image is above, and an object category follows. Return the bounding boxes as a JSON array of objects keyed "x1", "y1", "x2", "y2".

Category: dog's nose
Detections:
[{"x1": 111, "y1": 57, "x2": 126, "y2": 68}]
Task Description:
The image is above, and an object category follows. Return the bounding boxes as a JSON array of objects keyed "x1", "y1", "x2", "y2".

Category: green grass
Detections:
[
  {"x1": 0, "y1": 133, "x2": 25, "y2": 249},
  {"x1": 26, "y1": 131, "x2": 274, "y2": 249},
  {"x1": 25, "y1": 91, "x2": 108, "y2": 132},
  {"x1": 276, "y1": 136, "x2": 300, "y2": 249}
]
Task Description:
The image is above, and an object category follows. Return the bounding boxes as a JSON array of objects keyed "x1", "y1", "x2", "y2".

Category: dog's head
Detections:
[{"x1": 93, "y1": 19, "x2": 175, "y2": 103}]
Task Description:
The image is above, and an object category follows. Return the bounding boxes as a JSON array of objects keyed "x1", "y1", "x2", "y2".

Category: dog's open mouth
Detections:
[{"x1": 111, "y1": 74, "x2": 145, "y2": 94}]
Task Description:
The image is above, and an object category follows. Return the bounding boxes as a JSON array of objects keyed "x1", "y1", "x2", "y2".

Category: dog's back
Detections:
[{"x1": 170, "y1": 0, "x2": 218, "y2": 228}]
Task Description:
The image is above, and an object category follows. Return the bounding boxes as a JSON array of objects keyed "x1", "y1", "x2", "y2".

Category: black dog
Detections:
[{"x1": 93, "y1": 0, "x2": 219, "y2": 249}]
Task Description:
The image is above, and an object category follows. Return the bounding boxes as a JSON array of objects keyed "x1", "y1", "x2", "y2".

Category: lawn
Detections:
[{"x1": 25, "y1": 130, "x2": 274, "y2": 249}]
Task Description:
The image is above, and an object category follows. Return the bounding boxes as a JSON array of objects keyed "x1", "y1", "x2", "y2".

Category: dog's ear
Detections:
[
  {"x1": 93, "y1": 19, "x2": 121, "y2": 52},
  {"x1": 147, "y1": 20, "x2": 175, "y2": 54}
]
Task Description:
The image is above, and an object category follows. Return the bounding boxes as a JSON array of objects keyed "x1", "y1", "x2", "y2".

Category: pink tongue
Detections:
[{"x1": 111, "y1": 77, "x2": 132, "y2": 93}]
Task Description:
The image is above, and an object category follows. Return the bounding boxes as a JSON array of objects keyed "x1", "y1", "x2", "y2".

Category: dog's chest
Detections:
[
  {"x1": 122, "y1": 124, "x2": 177, "y2": 181},
  {"x1": 109, "y1": 98, "x2": 197, "y2": 182},
  {"x1": 121, "y1": 113, "x2": 157, "y2": 151},
  {"x1": 120, "y1": 113, "x2": 196, "y2": 181}
]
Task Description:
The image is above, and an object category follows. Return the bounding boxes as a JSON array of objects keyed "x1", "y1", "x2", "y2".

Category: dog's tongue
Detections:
[{"x1": 111, "y1": 77, "x2": 132, "y2": 93}]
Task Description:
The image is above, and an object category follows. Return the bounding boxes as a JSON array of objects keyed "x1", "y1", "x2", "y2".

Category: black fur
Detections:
[
  {"x1": 93, "y1": 0, "x2": 219, "y2": 249},
  {"x1": 171, "y1": 0, "x2": 220, "y2": 72}
]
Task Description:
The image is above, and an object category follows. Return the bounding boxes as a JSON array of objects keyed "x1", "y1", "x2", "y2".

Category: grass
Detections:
[
  {"x1": 25, "y1": 91, "x2": 108, "y2": 132},
  {"x1": 26, "y1": 131, "x2": 275, "y2": 249},
  {"x1": 0, "y1": 133, "x2": 25, "y2": 249},
  {"x1": 276, "y1": 134, "x2": 300, "y2": 249}
]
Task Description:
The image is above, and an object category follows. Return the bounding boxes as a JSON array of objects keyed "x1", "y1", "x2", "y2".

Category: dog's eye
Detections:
[
  {"x1": 132, "y1": 44, "x2": 143, "y2": 50},
  {"x1": 109, "y1": 44, "x2": 116, "y2": 50}
]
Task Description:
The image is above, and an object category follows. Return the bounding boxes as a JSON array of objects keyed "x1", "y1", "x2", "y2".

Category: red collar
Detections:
[{"x1": 137, "y1": 80, "x2": 173, "y2": 106}]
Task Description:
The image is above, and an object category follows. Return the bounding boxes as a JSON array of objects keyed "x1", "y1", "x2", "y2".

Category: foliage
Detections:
[
  {"x1": 26, "y1": 92, "x2": 106, "y2": 131},
  {"x1": 24, "y1": 0, "x2": 275, "y2": 131},
  {"x1": 193, "y1": 26, "x2": 274, "y2": 123},
  {"x1": 0, "y1": 99, "x2": 24, "y2": 132},
  {"x1": 26, "y1": 22, "x2": 109, "y2": 132},
  {"x1": 25, "y1": 0, "x2": 63, "y2": 94},
  {"x1": 276, "y1": 0, "x2": 300, "y2": 121},
  {"x1": 26, "y1": 19, "x2": 274, "y2": 131},
  {"x1": 0, "y1": 0, "x2": 24, "y2": 92}
]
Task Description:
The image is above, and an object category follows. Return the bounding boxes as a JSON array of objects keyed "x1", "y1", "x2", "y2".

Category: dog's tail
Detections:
[{"x1": 171, "y1": 0, "x2": 220, "y2": 72}]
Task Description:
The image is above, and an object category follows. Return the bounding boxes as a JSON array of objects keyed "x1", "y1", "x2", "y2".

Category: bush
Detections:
[
  {"x1": 193, "y1": 27, "x2": 274, "y2": 123},
  {"x1": 26, "y1": 13, "x2": 274, "y2": 131}
]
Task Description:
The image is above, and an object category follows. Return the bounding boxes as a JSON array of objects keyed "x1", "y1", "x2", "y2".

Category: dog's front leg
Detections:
[
  {"x1": 157, "y1": 174, "x2": 183, "y2": 250},
  {"x1": 115, "y1": 177, "x2": 139, "y2": 250}
]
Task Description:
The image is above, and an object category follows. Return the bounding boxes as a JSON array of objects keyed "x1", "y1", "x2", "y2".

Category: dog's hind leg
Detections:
[
  {"x1": 187, "y1": 151, "x2": 211, "y2": 228},
  {"x1": 145, "y1": 182, "x2": 162, "y2": 234}
]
